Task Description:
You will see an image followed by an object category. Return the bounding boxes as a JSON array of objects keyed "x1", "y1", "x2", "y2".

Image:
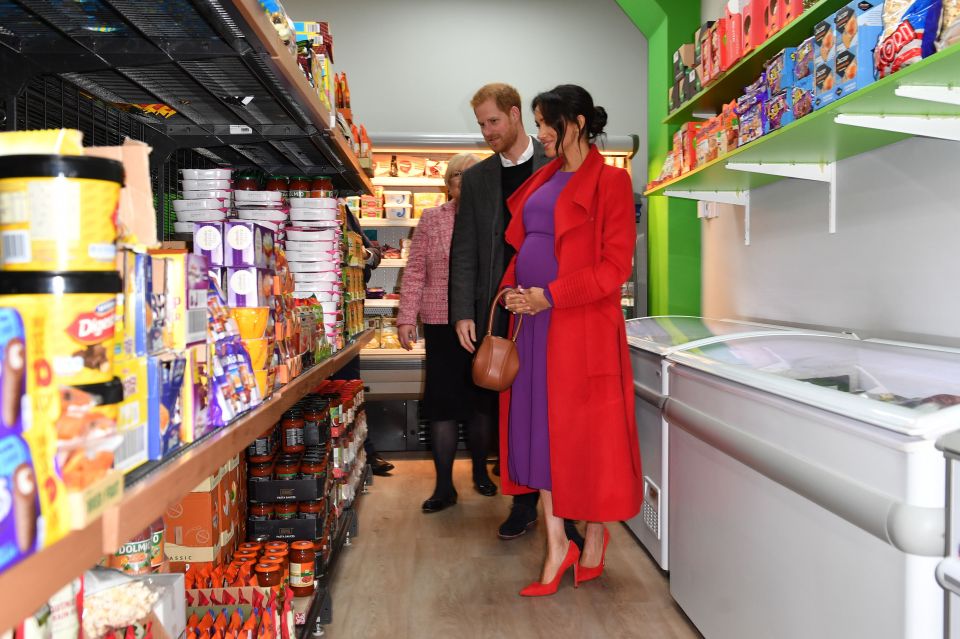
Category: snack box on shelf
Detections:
[
  {"x1": 813, "y1": 15, "x2": 837, "y2": 109},
  {"x1": 833, "y1": 0, "x2": 882, "y2": 99},
  {"x1": 224, "y1": 221, "x2": 276, "y2": 270},
  {"x1": 193, "y1": 221, "x2": 224, "y2": 267},
  {"x1": 149, "y1": 249, "x2": 209, "y2": 350},
  {"x1": 793, "y1": 36, "x2": 816, "y2": 119},
  {"x1": 227, "y1": 268, "x2": 276, "y2": 308},
  {"x1": 147, "y1": 353, "x2": 186, "y2": 461}
]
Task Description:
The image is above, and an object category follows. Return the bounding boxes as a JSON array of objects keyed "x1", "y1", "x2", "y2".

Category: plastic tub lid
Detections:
[
  {"x1": 0, "y1": 154, "x2": 124, "y2": 184},
  {"x1": 0, "y1": 270, "x2": 122, "y2": 294}
]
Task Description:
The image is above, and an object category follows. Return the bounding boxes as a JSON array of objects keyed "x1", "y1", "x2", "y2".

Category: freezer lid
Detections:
[
  {"x1": 625, "y1": 315, "x2": 795, "y2": 354},
  {"x1": 667, "y1": 334, "x2": 960, "y2": 437}
]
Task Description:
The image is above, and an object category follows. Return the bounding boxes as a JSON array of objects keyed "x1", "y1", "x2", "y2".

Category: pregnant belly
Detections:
[{"x1": 516, "y1": 234, "x2": 557, "y2": 288}]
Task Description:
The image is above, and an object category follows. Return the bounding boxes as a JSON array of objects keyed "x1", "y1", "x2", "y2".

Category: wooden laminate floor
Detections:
[{"x1": 323, "y1": 455, "x2": 702, "y2": 639}]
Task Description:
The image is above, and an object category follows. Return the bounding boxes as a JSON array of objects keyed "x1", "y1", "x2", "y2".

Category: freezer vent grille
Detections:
[
  {"x1": 642, "y1": 476, "x2": 661, "y2": 539},
  {"x1": 641, "y1": 501, "x2": 660, "y2": 538}
]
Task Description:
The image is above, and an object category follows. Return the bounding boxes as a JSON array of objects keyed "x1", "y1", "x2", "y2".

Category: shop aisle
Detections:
[{"x1": 324, "y1": 456, "x2": 701, "y2": 638}]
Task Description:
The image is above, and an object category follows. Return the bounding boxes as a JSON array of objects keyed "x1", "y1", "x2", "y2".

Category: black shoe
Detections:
[
  {"x1": 474, "y1": 479, "x2": 497, "y2": 497},
  {"x1": 564, "y1": 519, "x2": 585, "y2": 551},
  {"x1": 498, "y1": 504, "x2": 537, "y2": 539},
  {"x1": 422, "y1": 491, "x2": 457, "y2": 513},
  {"x1": 491, "y1": 461, "x2": 500, "y2": 477},
  {"x1": 370, "y1": 454, "x2": 394, "y2": 476}
]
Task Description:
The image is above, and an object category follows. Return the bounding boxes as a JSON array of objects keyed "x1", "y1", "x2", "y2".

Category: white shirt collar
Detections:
[{"x1": 500, "y1": 135, "x2": 534, "y2": 167}]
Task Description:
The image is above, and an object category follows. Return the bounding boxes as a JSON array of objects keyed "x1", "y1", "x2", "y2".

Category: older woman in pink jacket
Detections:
[{"x1": 398, "y1": 153, "x2": 495, "y2": 513}]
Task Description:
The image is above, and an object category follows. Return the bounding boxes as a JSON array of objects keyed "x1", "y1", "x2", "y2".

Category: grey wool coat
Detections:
[{"x1": 449, "y1": 137, "x2": 550, "y2": 337}]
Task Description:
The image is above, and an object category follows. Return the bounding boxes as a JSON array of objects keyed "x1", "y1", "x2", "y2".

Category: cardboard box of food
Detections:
[
  {"x1": 833, "y1": 0, "x2": 882, "y2": 99},
  {"x1": 813, "y1": 16, "x2": 837, "y2": 109}
]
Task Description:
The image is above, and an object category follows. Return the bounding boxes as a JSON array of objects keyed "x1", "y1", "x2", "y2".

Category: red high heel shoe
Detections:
[
  {"x1": 519, "y1": 541, "x2": 580, "y2": 597},
  {"x1": 576, "y1": 527, "x2": 610, "y2": 585}
]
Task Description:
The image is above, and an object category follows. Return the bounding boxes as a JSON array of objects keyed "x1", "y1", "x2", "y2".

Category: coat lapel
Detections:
[
  {"x1": 555, "y1": 145, "x2": 604, "y2": 243},
  {"x1": 503, "y1": 157, "x2": 562, "y2": 251}
]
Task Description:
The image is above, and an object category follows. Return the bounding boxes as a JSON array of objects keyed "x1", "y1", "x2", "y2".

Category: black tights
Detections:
[{"x1": 430, "y1": 411, "x2": 494, "y2": 498}]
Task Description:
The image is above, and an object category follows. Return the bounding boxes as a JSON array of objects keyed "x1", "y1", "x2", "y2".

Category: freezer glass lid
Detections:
[
  {"x1": 625, "y1": 316, "x2": 791, "y2": 348},
  {"x1": 670, "y1": 335, "x2": 960, "y2": 433}
]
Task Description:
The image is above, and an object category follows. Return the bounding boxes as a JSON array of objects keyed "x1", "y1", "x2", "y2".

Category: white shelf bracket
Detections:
[
  {"x1": 726, "y1": 162, "x2": 837, "y2": 234},
  {"x1": 664, "y1": 189, "x2": 751, "y2": 245},
  {"x1": 895, "y1": 84, "x2": 960, "y2": 106},
  {"x1": 834, "y1": 113, "x2": 960, "y2": 142}
]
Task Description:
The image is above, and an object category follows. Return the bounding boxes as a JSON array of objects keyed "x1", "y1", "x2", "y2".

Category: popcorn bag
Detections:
[{"x1": 875, "y1": 0, "x2": 944, "y2": 78}]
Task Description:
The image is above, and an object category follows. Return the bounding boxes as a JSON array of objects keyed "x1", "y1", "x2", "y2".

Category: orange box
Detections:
[{"x1": 163, "y1": 466, "x2": 225, "y2": 564}]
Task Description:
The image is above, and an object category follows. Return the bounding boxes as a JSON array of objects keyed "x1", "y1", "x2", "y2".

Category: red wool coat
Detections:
[{"x1": 498, "y1": 146, "x2": 642, "y2": 522}]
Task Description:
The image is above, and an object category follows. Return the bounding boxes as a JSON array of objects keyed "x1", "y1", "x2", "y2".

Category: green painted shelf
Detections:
[
  {"x1": 646, "y1": 41, "x2": 960, "y2": 197},
  {"x1": 664, "y1": 0, "x2": 848, "y2": 126}
]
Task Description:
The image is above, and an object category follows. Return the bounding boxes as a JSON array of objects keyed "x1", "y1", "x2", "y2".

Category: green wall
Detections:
[{"x1": 616, "y1": 0, "x2": 702, "y2": 315}]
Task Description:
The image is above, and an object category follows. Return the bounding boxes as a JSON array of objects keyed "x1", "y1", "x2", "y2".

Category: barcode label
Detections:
[
  {"x1": 119, "y1": 400, "x2": 140, "y2": 430},
  {"x1": 114, "y1": 425, "x2": 147, "y2": 472},
  {"x1": 186, "y1": 308, "x2": 207, "y2": 344},
  {"x1": 1, "y1": 231, "x2": 31, "y2": 264}
]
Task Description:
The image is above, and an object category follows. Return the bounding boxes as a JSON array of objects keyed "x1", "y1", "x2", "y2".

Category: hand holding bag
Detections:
[{"x1": 472, "y1": 288, "x2": 523, "y2": 392}]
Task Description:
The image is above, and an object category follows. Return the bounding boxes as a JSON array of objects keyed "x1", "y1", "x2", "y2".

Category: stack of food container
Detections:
[
  {"x1": 173, "y1": 168, "x2": 233, "y2": 234},
  {"x1": 0, "y1": 135, "x2": 128, "y2": 572}
]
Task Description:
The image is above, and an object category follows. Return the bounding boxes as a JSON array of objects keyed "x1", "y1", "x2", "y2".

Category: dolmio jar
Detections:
[{"x1": 289, "y1": 540, "x2": 316, "y2": 596}]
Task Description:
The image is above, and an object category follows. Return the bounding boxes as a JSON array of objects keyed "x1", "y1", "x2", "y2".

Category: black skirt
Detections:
[{"x1": 421, "y1": 323, "x2": 475, "y2": 422}]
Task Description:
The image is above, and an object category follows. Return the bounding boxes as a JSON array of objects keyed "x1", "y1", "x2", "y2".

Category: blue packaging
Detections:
[
  {"x1": 766, "y1": 48, "x2": 797, "y2": 95},
  {"x1": 834, "y1": 1, "x2": 882, "y2": 99},
  {"x1": 814, "y1": 17, "x2": 837, "y2": 109},
  {"x1": 0, "y1": 309, "x2": 39, "y2": 573},
  {"x1": 148, "y1": 354, "x2": 186, "y2": 460},
  {"x1": 765, "y1": 90, "x2": 796, "y2": 133}
]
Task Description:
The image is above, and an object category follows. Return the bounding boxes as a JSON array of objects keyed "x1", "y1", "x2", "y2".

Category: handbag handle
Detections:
[{"x1": 486, "y1": 288, "x2": 523, "y2": 342}]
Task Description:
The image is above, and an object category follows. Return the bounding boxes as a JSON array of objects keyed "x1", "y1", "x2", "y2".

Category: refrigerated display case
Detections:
[
  {"x1": 623, "y1": 316, "x2": 837, "y2": 570},
  {"x1": 664, "y1": 335, "x2": 953, "y2": 639}
]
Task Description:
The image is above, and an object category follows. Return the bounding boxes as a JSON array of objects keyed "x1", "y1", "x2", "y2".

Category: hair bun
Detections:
[{"x1": 590, "y1": 106, "x2": 608, "y2": 137}]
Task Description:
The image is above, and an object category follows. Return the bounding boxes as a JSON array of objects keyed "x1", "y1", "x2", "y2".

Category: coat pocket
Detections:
[{"x1": 584, "y1": 304, "x2": 623, "y2": 377}]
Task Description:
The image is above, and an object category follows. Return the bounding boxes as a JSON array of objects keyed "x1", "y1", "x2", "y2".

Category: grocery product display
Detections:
[{"x1": 648, "y1": 0, "x2": 953, "y2": 191}]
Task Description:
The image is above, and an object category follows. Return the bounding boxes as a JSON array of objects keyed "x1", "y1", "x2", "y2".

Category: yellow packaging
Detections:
[
  {"x1": 113, "y1": 355, "x2": 149, "y2": 473},
  {"x1": 0, "y1": 128, "x2": 84, "y2": 156},
  {"x1": 0, "y1": 155, "x2": 123, "y2": 271},
  {"x1": 413, "y1": 192, "x2": 447, "y2": 218}
]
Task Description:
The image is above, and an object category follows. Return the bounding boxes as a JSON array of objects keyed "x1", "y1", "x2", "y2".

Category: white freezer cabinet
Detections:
[
  {"x1": 623, "y1": 315, "x2": 833, "y2": 571},
  {"x1": 665, "y1": 334, "x2": 956, "y2": 639}
]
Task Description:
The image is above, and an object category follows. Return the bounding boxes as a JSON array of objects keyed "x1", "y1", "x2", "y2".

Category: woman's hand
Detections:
[
  {"x1": 398, "y1": 324, "x2": 417, "y2": 351},
  {"x1": 505, "y1": 287, "x2": 552, "y2": 315},
  {"x1": 503, "y1": 287, "x2": 525, "y2": 313}
]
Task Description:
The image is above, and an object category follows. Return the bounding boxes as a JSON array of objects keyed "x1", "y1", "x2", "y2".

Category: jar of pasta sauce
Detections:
[
  {"x1": 235, "y1": 173, "x2": 260, "y2": 191},
  {"x1": 249, "y1": 502, "x2": 274, "y2": 521},
  {"x1": 275, "y1": 502, "x2": 298, "y2": 520},
  {"x1": 289, "y1": 541, "x2": 316, "y2": 596},
  {"x1": 288, "y1": 176, "x2": 311, "y2": 199},
  {"x1": 265, "y1": 175, "x2": 289, "y2": 196}
]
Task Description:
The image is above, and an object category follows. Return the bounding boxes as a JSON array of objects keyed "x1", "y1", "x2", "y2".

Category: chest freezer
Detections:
[
  {"x1": 623, "y1": 316, "x2": 834, "y2": 570},
  {"x1": 664, "y1": 335, "x2": 956, "y2": 639}
]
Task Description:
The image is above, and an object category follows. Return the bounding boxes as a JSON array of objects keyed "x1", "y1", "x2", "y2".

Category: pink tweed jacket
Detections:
[{"x1": 398, "y1": 199, "x2": 456, "y2": 326}]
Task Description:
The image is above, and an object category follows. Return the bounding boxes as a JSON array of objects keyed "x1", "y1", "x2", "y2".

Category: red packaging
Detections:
[
  {"x1": 722, "y1": 5, "x2": 744, "y2": 69},
  {"x1": 780, "y1": 0, "x2": 804, "y2": 27},
  {"x1": 742, "y1": 1, "x2": 768, "y2": 54},
  {"x1": 700, "y1": 25, "x2": 715, "y2": 84},
  {"x1": 765, "y1": 0, "x2": 783, "y2": 38}
]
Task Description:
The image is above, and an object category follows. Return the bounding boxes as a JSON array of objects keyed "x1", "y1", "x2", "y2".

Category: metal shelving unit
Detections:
[
  {"x1": 0, "y1": 0, "x2": 373, "y2": 238},
  {"x1": 298, "y1": 464, "x2": 371, "y2": 637}
]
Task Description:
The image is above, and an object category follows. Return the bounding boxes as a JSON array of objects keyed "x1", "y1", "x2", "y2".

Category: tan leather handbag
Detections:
[{"x1": 472, "y1": 288, "x2": 523, "y2": 392}]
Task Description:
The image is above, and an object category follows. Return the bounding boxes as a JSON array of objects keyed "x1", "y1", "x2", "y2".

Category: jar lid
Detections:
[
  {"x1": 0, "y1": 271, "x2": 122, "y2": 295},
  {"x1": 291, "y1": 541, "x2": 314, "y2": 550},
  {"x1": 0, "y1": 154, "x2": 124, "y2": 184},
  {"x1": 255, "y1": 563, "x2": 279, "y2": 573}
]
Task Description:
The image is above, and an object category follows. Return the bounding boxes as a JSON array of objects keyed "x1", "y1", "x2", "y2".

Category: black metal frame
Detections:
[{"x1": 0, "y1": 0, "x2": 365, "y2": 239}]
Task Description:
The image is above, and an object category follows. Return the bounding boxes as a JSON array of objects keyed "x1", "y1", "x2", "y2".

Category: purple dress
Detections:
[{"x1": 508, "y1": 171, "x2": 573, "y2": 491}]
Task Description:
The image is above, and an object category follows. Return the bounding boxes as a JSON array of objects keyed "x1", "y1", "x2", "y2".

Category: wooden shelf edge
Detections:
[
  {"x1": 0, "y1": 522, "x2": 103, "y2": 636},
  {"x1": 103, "y1": 330, "x2": 373, "y2": 551},
  {"x1": 230, "y1": 0, "x2": 372, "y2": 195}
]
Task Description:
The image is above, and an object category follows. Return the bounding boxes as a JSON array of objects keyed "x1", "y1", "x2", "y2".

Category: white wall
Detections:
[
  {"x1": 284, "y1": 0, "x2": 649, "y2": 190},
  {"x1": 701, "y1": 138, "x2": 960, "y2": 346},
  {"x1": 696, "y1": 1, "x2": 960, "y2": 345}
]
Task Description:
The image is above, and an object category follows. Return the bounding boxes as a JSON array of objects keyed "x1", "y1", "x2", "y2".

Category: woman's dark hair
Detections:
[{"x1": 531, "y1": 84, "x2": 608, "y2": 157}]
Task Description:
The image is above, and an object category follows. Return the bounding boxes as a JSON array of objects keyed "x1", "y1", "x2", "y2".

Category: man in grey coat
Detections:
[{"x1": 450, "y1": 83, "x2": 581, "y2": 545}]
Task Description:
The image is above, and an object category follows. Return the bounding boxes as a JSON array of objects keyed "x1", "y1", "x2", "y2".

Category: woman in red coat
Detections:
[{"x1": 500, "y1": 85, "x2": 641, "y2": 596}]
